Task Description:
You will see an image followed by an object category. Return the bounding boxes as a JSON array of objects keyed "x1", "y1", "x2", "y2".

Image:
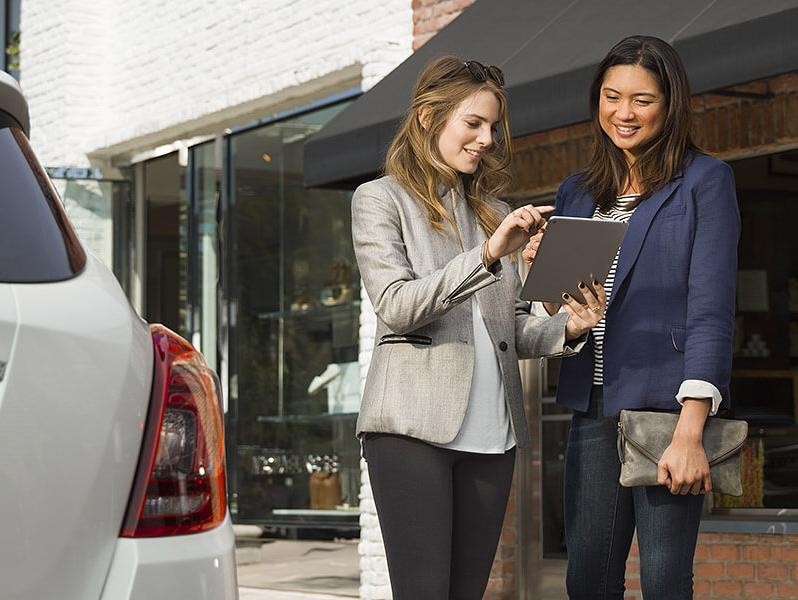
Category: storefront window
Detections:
[
  {"x1": 227, "y1": 101, "x2": 360, "y2": 531},
  {"x1": 189, "y1": 141, "x2": 220, "y2": 370},
  {"x1": 2, "y1": 0, "x2": 21, "y2": 78},
  {"x1": 143, "y1": 152, "x2": 190, "y2": 337},
  {"x1": 714, "y1": 150, "x2": 798, "y2": 514},
  {"x1": 52, "y1": 176, "x2": 134, "y2": 295},
  {"x1": 540, "y1": 356, "x2": 570, "y2": 557}
]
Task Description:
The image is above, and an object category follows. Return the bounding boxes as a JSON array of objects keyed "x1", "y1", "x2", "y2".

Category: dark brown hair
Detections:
[
  {"x1": 583, "y1": 36, "x2": 699, "y2": 211},
  {"x1": 384, "y1": 55, "x2": 512, "y2": 242}
]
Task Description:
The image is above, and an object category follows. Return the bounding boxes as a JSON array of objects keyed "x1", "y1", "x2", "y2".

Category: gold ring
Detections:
[{"x1": 590, "y1": 306, "x2": 602, "y2": 313}]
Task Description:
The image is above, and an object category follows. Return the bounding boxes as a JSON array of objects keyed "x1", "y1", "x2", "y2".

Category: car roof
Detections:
[{"x1": 0, "y1": 71, "x2": 30, "y2": 136}]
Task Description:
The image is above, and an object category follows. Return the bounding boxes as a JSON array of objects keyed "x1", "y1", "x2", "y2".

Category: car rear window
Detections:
[{"x1": 0, "y1": 126, "x2": 86, "y2": 282}]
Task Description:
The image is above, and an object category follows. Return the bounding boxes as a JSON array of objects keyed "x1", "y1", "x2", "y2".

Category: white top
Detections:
[{"x1": 438, "y1": 297, "x2": 516, "y2": 453}]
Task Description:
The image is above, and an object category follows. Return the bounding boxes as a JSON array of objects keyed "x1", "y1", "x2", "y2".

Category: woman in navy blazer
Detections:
[{"x1": 524, "y1": 36, "x2": 739, "y2": 599}]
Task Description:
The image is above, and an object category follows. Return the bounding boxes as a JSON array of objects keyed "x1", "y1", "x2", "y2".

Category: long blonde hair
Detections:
[{"x1": 384, "y1": 55, "x2": 513, "y2": 241}]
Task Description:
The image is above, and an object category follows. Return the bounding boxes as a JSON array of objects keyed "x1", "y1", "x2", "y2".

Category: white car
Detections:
[{"x1": 0, "y1": 71, "x2": 238, "y2": 599}]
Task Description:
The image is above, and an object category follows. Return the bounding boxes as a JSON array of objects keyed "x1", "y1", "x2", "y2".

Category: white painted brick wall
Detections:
[
  {"x1": 358, "y1": 285, "x2": 393, "y2": 599},
  {"x1": 20, "y1": 0, "x2": 413, "y2": 166}
]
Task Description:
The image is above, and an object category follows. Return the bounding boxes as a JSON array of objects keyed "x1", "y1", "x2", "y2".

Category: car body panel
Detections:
[
  {"x1": 0, "y1": 255, "x2": 152, "y2": 600},
  {"x1": 0, "y1": 285, "x2": 17, "y2": 385},
  {"x1": 100, "y1": 513, "x2": 238, "y2": 599}
]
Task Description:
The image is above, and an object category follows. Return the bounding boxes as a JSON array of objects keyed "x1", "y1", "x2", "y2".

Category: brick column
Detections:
[
  {"x1": 624, "y1": 533, "x2": 798, "y2": 599},
  {"x1": 412, "y1": 0, "x2": 476, "y2": 50}
]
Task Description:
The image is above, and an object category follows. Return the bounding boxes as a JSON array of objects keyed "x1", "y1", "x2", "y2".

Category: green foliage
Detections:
[{"x1": 5, "y1": 31, "x2": 20, "y2": 72}]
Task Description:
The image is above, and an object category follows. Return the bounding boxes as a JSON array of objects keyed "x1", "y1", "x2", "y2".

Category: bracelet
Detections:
[{"x1": 481, "y1": 240, "x2": 494, "y2": 269}]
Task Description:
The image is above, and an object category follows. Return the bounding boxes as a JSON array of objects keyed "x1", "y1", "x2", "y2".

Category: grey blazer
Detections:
[{"x1": 352, "y1": 176, "x2": 581, "y2": 448}]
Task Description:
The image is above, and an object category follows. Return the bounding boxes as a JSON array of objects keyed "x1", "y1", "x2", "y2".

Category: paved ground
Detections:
[
  {"x1": 239, "y1": 588, "x2": 349, "y2": 600},
  {"x1": 236, "y1": 538, "x2": 359, "y2": 598},
  {"x1": 235, "y1": 536, "x2": 568, "y2": 599}
]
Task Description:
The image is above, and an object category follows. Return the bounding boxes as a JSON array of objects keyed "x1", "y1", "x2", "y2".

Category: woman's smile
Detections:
[
  {"x1": 612, "y1": 123, "x2": 641, "y2": 138},
  {"x1": 599, "y1": 64, "x2": 665, "y2": 163}
]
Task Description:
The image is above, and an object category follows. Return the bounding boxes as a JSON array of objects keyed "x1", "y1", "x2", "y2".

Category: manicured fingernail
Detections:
[
  {"x1": 593, "y1": 278, "x2": 600, "y2": 286},
  {"x1": 578, "y1": 281, "x2": 586, "y2": 290},
  {"x1": 562, "y1": 293, "x2": 570, "y2": 301}
]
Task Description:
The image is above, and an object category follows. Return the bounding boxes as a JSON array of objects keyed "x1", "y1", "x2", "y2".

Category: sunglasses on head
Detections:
[{"x1": 445, "y1": 60, "x2": 505, "y2": 87}]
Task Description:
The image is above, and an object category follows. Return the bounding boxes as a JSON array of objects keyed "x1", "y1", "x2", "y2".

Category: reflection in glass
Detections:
[
  {"x1": 190, "y1": 142, "x2": 220, "y2": 369},
  {"x1": 144, "y1": 153, "x2": 189, "y2": 337},
  {"x1": 228, "y1": 101, "x2": 361, "y2": 527},
  {"x1": 718, "y1": 151, "x2": 798, "y2": 512},
  {"x1": 54, "y1": 178, "x2": 133, "y2": 294}
]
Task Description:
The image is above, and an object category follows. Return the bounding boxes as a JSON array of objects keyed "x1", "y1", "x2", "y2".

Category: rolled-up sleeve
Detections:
[{"x1": 676, "y1": 379, "x2": 721, "y2": 415}]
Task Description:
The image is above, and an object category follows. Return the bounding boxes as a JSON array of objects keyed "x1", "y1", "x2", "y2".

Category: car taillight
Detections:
[{"x1": 121, "y1": 324, "x2": 227, "y2": 537}]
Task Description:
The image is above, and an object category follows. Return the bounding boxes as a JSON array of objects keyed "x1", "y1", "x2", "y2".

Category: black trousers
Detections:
[{"x1": 363, "y1": 432, "x2": 516, "y2": 600}]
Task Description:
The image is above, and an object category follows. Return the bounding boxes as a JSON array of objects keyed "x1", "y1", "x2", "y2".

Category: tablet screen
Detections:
[{"x1": 520, "y1": 216, "x2": 628, "y2": 304}]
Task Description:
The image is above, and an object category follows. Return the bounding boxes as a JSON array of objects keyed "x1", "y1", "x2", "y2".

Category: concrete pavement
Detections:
[
  {"x1": 239, "y1": 588, "x2": 350, "y2": 600},
  {"x1": 236, "y1": 537, "x2": 359, "y2": 599},
  {"x1": 234, "y1": 532, "x2": 569, "y2": 599}
]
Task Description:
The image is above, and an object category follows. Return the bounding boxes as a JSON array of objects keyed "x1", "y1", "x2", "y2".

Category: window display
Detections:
[
  {"x1": 227, "y1": 101, "x2": 361, "y2": 530},
  {"x1": 718, "y1": 150, "x2": 798, "y2": 513}
]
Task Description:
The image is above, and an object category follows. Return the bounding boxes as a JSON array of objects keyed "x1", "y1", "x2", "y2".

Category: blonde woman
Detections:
[{"x1": 352, "y1": 55, "x2": 606, "y2": 599}]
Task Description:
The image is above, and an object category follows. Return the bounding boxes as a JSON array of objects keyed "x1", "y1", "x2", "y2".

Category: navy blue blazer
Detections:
[{"x1": 555, "y1": 153, "x2": 740, "y2": 416}]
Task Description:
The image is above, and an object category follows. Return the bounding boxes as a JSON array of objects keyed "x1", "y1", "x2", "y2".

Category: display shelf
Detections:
[
  {"x1": 257, "y1": 300, "x2": 360, "y2": 321},
  {"x1": 268, "y1": 508, "x2": 359, "y2": 530},
  {"x1": 732, "y1": 368, "x2": 798, "y2": 421},
  {"x1": 256, "y1": 412, "x2": 358, "y2": 424}
]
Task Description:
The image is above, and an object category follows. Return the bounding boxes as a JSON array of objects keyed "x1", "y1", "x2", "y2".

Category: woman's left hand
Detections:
[
  {"x1": 657, "y1": 399, "x2": 713, "y2": 495},
  {"x1": 561, "y1": 279, "x2": 606, "y2": 341}
]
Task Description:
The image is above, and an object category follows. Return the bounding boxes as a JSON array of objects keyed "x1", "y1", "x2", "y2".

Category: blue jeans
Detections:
[{"x1": 564, "y1": 387, "x2": 704, "y2": 600}]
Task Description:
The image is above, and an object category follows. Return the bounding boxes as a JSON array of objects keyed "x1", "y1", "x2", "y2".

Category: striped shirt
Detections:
[{"x1": 592, "y1": 194, "x2": 639, "y2": 385}]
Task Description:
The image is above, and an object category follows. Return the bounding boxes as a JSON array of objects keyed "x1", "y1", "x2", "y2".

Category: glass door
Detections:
[
  {"x1": 51, "y1": 173, "x2": 134, "y2": 296},
  {"x1": 143, "y1": 152, "x2": 189, "y2": 337},
  {"x1": 227, "y1": 101, "x2": 361, "y2": 532},
  {"x1": 189, "y1": 141, "x2": 221, "y2": 372}
]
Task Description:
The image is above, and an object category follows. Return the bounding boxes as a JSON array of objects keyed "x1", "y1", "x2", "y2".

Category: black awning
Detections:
[{"x1": 304, "y1": 0, "x2": 798, "y2": 188}]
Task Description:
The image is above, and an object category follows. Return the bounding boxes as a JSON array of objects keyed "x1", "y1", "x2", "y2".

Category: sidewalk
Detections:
[
  {"x1": 236, "y1": 535, "x2": 359, "y2": 599},
  {"x1": 234, "y1": 531, "x2": 568, "y2": 599},
  {"x1": 239, "y1": 588, "x2": 351, "y2": 600}
]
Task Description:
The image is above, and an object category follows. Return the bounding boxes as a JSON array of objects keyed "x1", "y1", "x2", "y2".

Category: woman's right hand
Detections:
[
  {"x1": 485, "y1": 205, "x2": 554, "y2": 263},
  {"x1": 522, "y1": 227, "x2": 562, "y2": 315}
]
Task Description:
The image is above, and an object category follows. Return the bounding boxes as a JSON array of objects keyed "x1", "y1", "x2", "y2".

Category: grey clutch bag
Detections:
[{"x1": 617, "y1": 410, "x2": 749, "y2": 496}]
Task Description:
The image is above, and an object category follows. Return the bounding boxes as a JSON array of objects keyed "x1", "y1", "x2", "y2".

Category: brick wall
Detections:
[
  {"x1": 623, "y1": 533, "x2": 798, "y2": 600},
  {"x1": 412, "y1": 0, "x2": 476, "y2": 50},
  {"x1": 484, "y1": 475, "x2": 519, "y2": 600},
  {"x1": 20, "y1": 0, "x2": 413, "y2": 166},
  {"x1": 510, "y1": 72, "x2": 798, "y2": 198}
]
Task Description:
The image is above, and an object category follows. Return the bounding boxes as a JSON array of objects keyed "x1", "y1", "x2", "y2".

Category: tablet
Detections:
[{"x1": 520, "y1": 216, "x2": 628, "y2": 304}]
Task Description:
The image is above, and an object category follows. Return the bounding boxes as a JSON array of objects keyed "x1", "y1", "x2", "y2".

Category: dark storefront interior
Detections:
[
  {"x1": 226, "y1": 102, "x2": 361, "y2": 531},
  {"x1": 123, "y1": 99, "x2": 362, "y2": 534}
]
